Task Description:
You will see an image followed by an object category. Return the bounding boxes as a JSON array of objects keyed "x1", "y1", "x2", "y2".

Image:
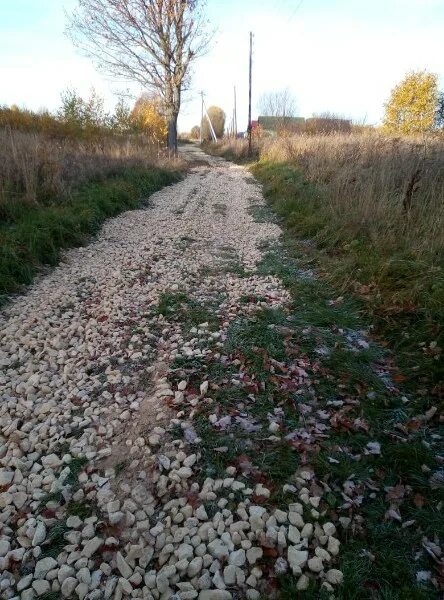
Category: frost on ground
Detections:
[{"x1": 0, "y1": 148, "x2": 343, "y2": 599}]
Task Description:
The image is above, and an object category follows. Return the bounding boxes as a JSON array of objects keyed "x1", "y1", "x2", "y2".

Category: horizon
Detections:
[{"x1": 1, "y1": 0, "x2": 443, "y2": 132}]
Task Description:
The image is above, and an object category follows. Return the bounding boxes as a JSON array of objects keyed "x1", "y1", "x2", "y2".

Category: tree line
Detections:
[{"x1": 0, "y1": 90, "x2": 169, "y2": 142}]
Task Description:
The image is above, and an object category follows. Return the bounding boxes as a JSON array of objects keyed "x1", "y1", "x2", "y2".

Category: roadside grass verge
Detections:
[
  {"x1": 0, "y1": 167, "x2": 181, "y2": 304},
  {"x1": 205, "y1": 136, "x2": 443, "y2": 400},
  {"x1": 250, "y1": 160, "x2": 443, "y2": 397}
]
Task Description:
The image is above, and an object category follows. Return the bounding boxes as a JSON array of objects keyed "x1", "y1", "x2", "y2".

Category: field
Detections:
[
  {"x1": 0, "y1": 110, "x2": 182, "y2": 302},
  {"x1": 207, "y1": 132, "x2": 444, "y2": 393}
]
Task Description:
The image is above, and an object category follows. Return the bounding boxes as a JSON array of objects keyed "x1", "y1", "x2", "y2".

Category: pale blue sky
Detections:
[{"x1": 1, "y1": 0, "x2": 443, "y2": 131}]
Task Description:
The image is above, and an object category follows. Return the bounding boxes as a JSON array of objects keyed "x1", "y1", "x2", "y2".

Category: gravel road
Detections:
[{"x1": 0, "y1": 146, "x2": 343, "y2": 599}]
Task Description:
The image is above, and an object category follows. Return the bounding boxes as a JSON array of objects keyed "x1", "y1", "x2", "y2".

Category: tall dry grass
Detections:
[
  {"x1": 0, "y1": 128, "x2": 176, "y2": 215},
  {"x1": 208, "y1": 132, "x2": 444, "y2": 386},
  {"x1": 261, "y1": 133, "x2": 444, "y2": 263}
]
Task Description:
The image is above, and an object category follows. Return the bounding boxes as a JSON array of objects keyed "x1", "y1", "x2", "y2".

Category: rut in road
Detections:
[{"x1": 0, "y1": 146, "x2": 346, "y2": 599}]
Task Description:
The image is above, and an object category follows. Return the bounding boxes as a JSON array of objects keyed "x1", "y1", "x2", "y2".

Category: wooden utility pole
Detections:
[
  {"x1": 248, "y1": 32, "x2": 253, "y2": 154},
  {"x1": 199, "y1": 91, "x2": 204, "y2": 143},
  {"x1": 234, "y1": 86, "x2": 238, "y2": 138}
]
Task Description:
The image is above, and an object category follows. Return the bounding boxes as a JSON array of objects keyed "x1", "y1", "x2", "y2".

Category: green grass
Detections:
[
  {"x1": 156, "y1": 291, "x2": 220, "y2": 332},
  {"x1": 0, "y1": 166, "x2": 181, "y2": 304}
]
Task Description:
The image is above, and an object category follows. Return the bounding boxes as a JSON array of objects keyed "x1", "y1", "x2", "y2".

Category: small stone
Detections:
[
  {"x1": 12, "y1": 491, "x2": 27, "y2": 509},
  {"x1": 296, "y1": 574, "x2": 310, "y2": 590},
  {"x1": 82, "y1": 536, "x2": 102, "y2": 558},
  {"x1": 308, "y1": 557, "x2": 323, "y2": 573},
  {"x1": 200, "y1": 381, "x2": 209, "y2": 395},
  {"x1": 288, "y1": 512, "x2": 304, "y2": 528},
  {"x1": 17, "y1": 574, "x2": 33, "y2": 591},
  {"x1": 176, "y1": 543, "x2": 194, "y2": 561},
  {"x1": 195, "y1": 505, "x2": 208, "y2": 521},
  {"x1": 287, "y1": 548, "x2": 308, "y2": 574},
  {"x1": 246, "y1": 547, "x2": 262, "y2": 565},
  {"x1": 254, "y1": 484, "x2": 270, "y2": 498},
  {"x1": 327, "y1": 537, "x2": 340, "y2": 556},
  {"x1": 32, "y1": 580, "x2": 50, "y2": 595},
  {"x1": 188, "y1": 557, "x2": 203, "y2": 577},
  {"x1": 274, "y1": 557, "x2": 288, "y2": 575},
  {"x1": 58, "y1": 565, "x2": 75, "y2": 583},
  {"x1": 323, "y1": 522, "x2": 336, "y2": 536},
  {"x1": 177, "y1": 466, "x2": 193, "y2": 479},
  {"x1": 32, "y1": 522, "x2": 46, "y2": 546},
  {"x1": 0, "y1": 470, "x2": 14, "y2": 486},
  {"x1": 75, "y1": 582, "x2": 89, "y2": 600},
  {"x1": 208, "y1": 539, "x2": 229, "y2": 560},
  {"x1": 116, "y1": 552, "x2": 133, "y2": 578},
  {"x1": 34, "y1": 556, "x2": 58, "y2": 579},
  {"x1": 288, "y1": 525, "x2": 300, "y2": 544},
  {"x1": 326, "y1": 569, "x2": 344, "y2": 585},
  {"x1": 229, "y1": 549, "x2": 246, "y2": 567},
  {"x1": 61, "y1": 577, "x2": 77, "y2": 597},
  {"x1": 301, "y1": 523, "x2": 313, "y2": 538},
  {"x1": 223, "y1": 565, "x2": 236, "y2": 585},
  {"x1": 66, "y1": 516, "x2": 83, "y2": 529},
  {"x1": 213, "y1": 570, "x2": 226, "y2": 590},
  {"x1": 77, "y1": 567, "x2": 91, "y2": 584}
]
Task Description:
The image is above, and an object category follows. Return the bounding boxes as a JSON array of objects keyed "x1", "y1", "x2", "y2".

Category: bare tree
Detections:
[
  {"x1": 67, "y1": 0, "x2": 210, "y2": 153},
  {"x1": 258, "y1": 88, "x2": 297, "y2": 118}
]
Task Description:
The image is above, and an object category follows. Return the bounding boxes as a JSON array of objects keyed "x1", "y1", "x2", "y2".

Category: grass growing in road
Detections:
[
  {"x1": 0, "y1": 167, "x2": 181, "y2": 304},
  {"x1": 175, "y1": 227, "x2": 440, "y2": 596},
  {"x1": 156, "y1": 291, "x2": 221, "y2": 331}
]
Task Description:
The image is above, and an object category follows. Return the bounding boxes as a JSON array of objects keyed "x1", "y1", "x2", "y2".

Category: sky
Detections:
[{"x1": 0, "y1": 0, "x2": 443, "y2": 131}]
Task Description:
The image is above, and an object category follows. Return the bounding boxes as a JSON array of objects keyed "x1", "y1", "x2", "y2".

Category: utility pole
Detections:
[
  {"x1": 199, "y1": 91, "x2": 204, "y2": 143},
  {"x1": 248, "y1": 32, "x2": 253, "y2": 154},
  {"x1": 234, "y1": 86, "x2": 238, "y2": 138}
]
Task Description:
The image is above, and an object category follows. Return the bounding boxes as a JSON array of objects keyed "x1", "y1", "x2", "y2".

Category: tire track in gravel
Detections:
[{"x1": 0, "y1": 145, "x2": 344, "y2": 599}]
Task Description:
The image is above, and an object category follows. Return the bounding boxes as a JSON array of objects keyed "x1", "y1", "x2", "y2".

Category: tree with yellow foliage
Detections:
[
  {"x1": 383, "y1": 71, "x2": 438, "y2": 135},
  {"x1": 131, "y1": 94, "x2": 168, "y2": 144}
]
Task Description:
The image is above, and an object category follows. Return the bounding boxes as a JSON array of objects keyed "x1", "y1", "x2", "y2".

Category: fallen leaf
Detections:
[{"x1": 413, "y1": 493, "x2": 425, "y2": 508}]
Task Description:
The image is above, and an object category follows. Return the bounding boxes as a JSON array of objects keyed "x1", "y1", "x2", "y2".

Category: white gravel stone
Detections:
[
  {"x1": 246, "y1": 547, "x2": 262, "y2": 565},
  {"x1": 229, "y1": 549, "x2": 246, "y2": 567},
  {"x1": 34, "y1": 557, "x2": 58, "y2": 579},
  {"x1": 287, "y1": 548, "x2": 308, "y2": 574},
  {"x1": 308, "y1": 557, "x2": 324, "y2": 573},
  {"x1": 326, "y1": 569, "x2": 344, "y2": 585}
]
